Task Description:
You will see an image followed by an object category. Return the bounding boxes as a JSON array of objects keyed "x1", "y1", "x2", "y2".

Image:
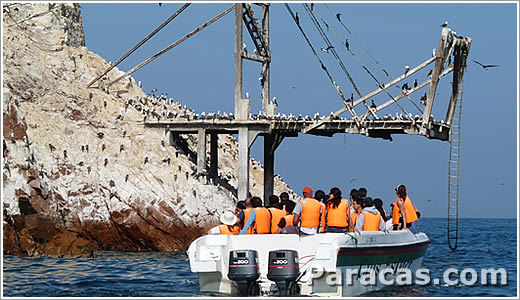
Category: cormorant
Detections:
[
  {"x1": 102, "y1": 144, "x2": 106, "y2": 151},
  {"x1": 97, "y1": 132, "x2": 104, "y2": 139},
  {"x1": 472, "y1": 60, "x2": 500, "y2": 70},
  {"x1": 144, "y1": 157, "x2": 148, "y2": 164},
  {"x1": 63, "y1": 150, "x2": 67, "y2": 160},
  {"x1": 120, "y1": 145, "x2": 124, "y2": 152},
  {"x1": 440, "y1": 21, "x2": 448, "y2": 27},
  {"x1": 104, "y1": 158, "x2": 108, "y2": 167},
  {"x1": 414, "y1": 79, "x2": 418, "y2": 88},
  {"x1": 345, "y1": 39, "x2": 349, "y2": 51},
  {"x1": 125, "y1": 174, "x2": 129, "y2": 182},
  {"x1": 49, "y1": 143, "x2": 56, "y2": 152},
  {"x1": 336, "y1": 13, "x2": 341, "y2": 22}
]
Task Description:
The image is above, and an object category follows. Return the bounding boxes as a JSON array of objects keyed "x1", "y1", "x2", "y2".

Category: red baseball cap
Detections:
[{"x1": 303, "y1": 186, "x2": 313, "y2": 195}]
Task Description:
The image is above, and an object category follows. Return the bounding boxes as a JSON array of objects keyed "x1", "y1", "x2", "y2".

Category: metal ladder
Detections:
[{"x1": 447, "y1": 79, "x2": 464, "y2": 251}]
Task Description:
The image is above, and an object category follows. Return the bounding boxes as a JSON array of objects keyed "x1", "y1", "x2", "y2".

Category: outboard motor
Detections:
[
  {"x1": 228, "y1": 250, "x2": 260, "y2": 296},
  {"x1": 267, "y1": 250, "x2": 300, "y2": 296}
]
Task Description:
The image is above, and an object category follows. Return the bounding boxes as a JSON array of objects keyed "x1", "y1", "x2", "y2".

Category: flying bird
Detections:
[
  {"x1": 440, "y1": 21, "x2": 448, "y2": 27},
  {"x1": 320, "y1": 45, "x2": 334, "y2": 53},
  {"x1": 472, "y1": 60, "x2": 499, "y2": 70}
]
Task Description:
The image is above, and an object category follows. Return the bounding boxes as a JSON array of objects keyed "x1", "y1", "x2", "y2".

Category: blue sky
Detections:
[{"x1": 81, "y1": 2, "x2": 517, "y2": 218}]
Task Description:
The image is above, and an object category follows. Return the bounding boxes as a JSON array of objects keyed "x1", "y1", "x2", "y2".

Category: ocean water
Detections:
[{"x1": 2, "y1": 218, "x2": 517, "y2": 297}]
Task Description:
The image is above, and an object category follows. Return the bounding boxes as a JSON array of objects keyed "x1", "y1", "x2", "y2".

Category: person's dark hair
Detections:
[
  {"x1": 350, "y1": 189, "x2": 360, "y2": 201},
  {"x1": 364, "y1": 197, "x2": 374, "y2": 207},
  {"x1": 237, "y1": 200, "x2": 246, "y2": 210},
  {"x1": 358, "y1": 187, "x2": 367, "y2": 199},
  {"x1": 397, "y1": 185, "x2": 407, "y2": 199},
  {"x1": 314, "y1": 190, "x2": 326, "y2": 203},
  {"x1": 374, "y1": 198, "x2": 387, "y2": 221},
  {"x1": 280, "y1": 192, "x2": 289, "y2": 202},
  {"x1": 283, "y1": 200, "x2": 296, "y2": 214},
  {"x1": 251, "y1": 197, "x2": 263, "y2": 208},
  {"x1": 355, "y1": 197, "x2": 365, "y2": 207},
  {"x1": 327, "y1": 187, "x2": 342, "y2": 209},
  {"x1": 269, "y1": 195, "x2": 280, "y2": 207}
]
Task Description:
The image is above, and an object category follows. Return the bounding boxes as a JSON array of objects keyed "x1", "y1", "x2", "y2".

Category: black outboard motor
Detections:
[
  {"x1": 267, "y1": 250, "x2": 300, "y2": 296},
  {"x1": 228, "y1": 250, "x2": 260, "y2": 296}
]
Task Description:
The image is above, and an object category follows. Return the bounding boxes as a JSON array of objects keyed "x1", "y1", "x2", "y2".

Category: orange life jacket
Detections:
[
  {"x1": 284, "y1": 213, "x2": 295, "y2": 227},
  {"x1": 326, "y1": 198, "x2": 349, "y2": 227},
  {"x1": 349, "y1": 211, "x2": 359, "y2": 232},
  {"x1": 242, "y1": 208, "x2": 255, "y2": 235},
  {"x1": 269, "y1": 207, "x2": 286, "y2": 234},
  {"x1": 254, "y1": 207, "x2": 272, "y2": 234},
  {"x1": 300, "y1": 198, "x2": 323, "y2": 228},
  {"x1": 218, "y1": 224, "x2": 240, "y2": 235},
  {"x1": 362, "y1": 211, "x2": 382, "y2": 231},
  {"x1": 392, "y1": 196, "x2": 418, "y2": 225}
]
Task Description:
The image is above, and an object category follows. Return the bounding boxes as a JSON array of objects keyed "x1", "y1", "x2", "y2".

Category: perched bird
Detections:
[
  {"x1": 103, "y1": 99, "x2": 107, "y2": 108},
  {"x1": 125, "y1": 174, "x2": 129, "y2": 182},
  {"x1": 345, "y1": 39, "x2": 349, "y2": 51},
  {"x1": 404, "y1": 65, "x2": 410, "y2": 75},
  {"x1": 89, "y1": 92, "x2": 93, "y2": 101},
  {"x1": 242, "y1": 43, "x2": 247, "y2": 55},
  {"x1": 151, "y1": 88, "x2": 158, "y2": 93},
  {"x1": 81, "y1": 145, "x2": 84, "y2": 152},
  {"x1": 432, "y1": 48, "x2": 436, "y2": 57},
  {"x1": 87, "y1": 166, "x2": 91, "y2": 174},
  {"x1": 427, "y1": 69, "x2": 433, "y2": 77},
  {"x1": 104, "y1": 158, "x2": 108, "y2": 167},
  {"x1": 63, "y1": 150, "x2": 67, "y2": 160},
  {"x1": 472, "y1": 60, "x2": 499, "y2": 70},
  {"x1": 272, "y1": 97, "x2": 278, "y2": 106},
  {"x1": 102, "y1": 144, "x2": 106, "y2": 152},
  {"x1": 295, "y1": 12, "x2": 299, "y2": 25},
  {"x1": 370, "y1": 100, "x2": 377, "y2": 109},
  {"x1": 97, "y1": 132, "x2": 104, "y2": 139},
  {"x1": 245, "y1": 91, "x2": 250, "y2": 99},
  {"x1": 144, "y1": 156, "x2": 149, "y2": 164},
  {"x1": 86, "y1": 144, "x2": 89, "y2": 153},
  {"x1": 109, "y1": 180, "x2": 115, "y2": 187},
  {"x1": 440, "y1": 20, "x2": 448, "y2": 27},
  {"x1": 122, "y1": 130, "x2": 126, "y2": 138},
  {"x1": 10, "y1": 132, "x2": 15, "y2": 143},
  {"x1": 414, "y1": 79, "x2": 418, "y2": 88},
  {"x1": 158, "y1": 3, "x2": 162, "y2": 7},
  {"x1": 78, "y1": 161, "x2": 84, "y2": 166},
  {"x1": 120, "y1": 145, "x2": 124, "y2": 152},
  {"x1": 49, "y1": 143, "x2": 56, "y2": 152},
  {"x1": 336, "y1": 13, "x2": 341, "y2": 22},
  {"x1": 310, "y1": 3, "x2": 314, "y2": 10}
]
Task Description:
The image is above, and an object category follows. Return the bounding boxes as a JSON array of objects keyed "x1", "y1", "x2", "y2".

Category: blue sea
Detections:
[{"x1": 2, "y1": 218, "x2": 517, "y2": 297}]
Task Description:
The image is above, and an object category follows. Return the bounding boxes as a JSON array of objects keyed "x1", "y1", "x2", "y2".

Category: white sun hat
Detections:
[{"x1": 220, "y1": 211, "x2": 238, "y2": 226}]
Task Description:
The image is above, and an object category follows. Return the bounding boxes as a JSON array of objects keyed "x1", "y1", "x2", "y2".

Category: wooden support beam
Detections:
[
  {"x1": 303, "y1": 56, "x2": 436, "y2": 133},
  {"x1": 197, "y1": 128, "x2": 206, "y2": 175},
  {"x1": 261, "y1": 4, "x2": 272, "y2": 116},
  {"x1": 361, "y1": 65, "x2": 454, "y2": 118},
  {"x1": 421, "y1": 28, "x2": 450, "y2": 134},
  {"x1": 238, "y1": 127, "x2": 250, "y2": 200},
  {"x1": 234, "y1": 4, "x2": 244, "y2": 118},
  {"x1": 446, "y1": 37, "x2": 471, "y2": 125},
  {"x1": 263, "y1": 133, "x2": 284, "y2": 205},
  {"x1": 209, "y1": 132, "x2": 218, "y2": 179},
  {"x1": 242, "y1": 52, "x2": 270, "y2": 63}
]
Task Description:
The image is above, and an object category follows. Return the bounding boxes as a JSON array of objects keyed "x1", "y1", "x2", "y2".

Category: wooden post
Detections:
[
  {"x1": 261, "y1": 4, "x2": 272, "y2": 116},
  {"x1": 238, "y1": 127, "x2": 250, "y2": 200},
  {"x1": 210, "y1": 132, "x2": 218, "y2": 179},
  {"x1": 197, "y1": 128, "x2": 206, "y2": 175},
  {"x1": 421, "y1": 28, "x2": 449, "y2": 135},
  {"x1": 446, "y1": 38, "x2": 471, "y2": 125},
  {"x1": 234, "y1": 4, "x2": 243, "y2": 118},
  {"x1": 263, "y1": 134, "x2": 274, "y2": 206}
]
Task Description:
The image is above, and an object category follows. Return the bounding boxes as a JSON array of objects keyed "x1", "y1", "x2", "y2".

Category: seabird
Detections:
[
  {"x1": 404, "y1": 65, "x2": 410, "y2": 75},
  {"x1": 123, "y1": 130, "x2": 126, "y2": 138},
  {"x1": 151, "y1": 88, "x2": 158, "y2": 93},
  {"x1": 427, "y1": 69, "x2": 433, "y2": 77},
  {"x1": 336, "y1": 13, "x2": 341, "y2": 22},
  {"x1": 78, "y1": 161, "x2": 84, "y2": 166},
  {"x1": 345, "y1": 39, "x2": 349, "y2": 51},
  {"x1": 86, "y1": 144, "x2": 89, "y2": 153},
  {"x1": 109, "y1": 180, "x2": 115, "y2": 188},
  {"x1": 63, "y1": 150, "x2": 67, "y2": 160},
  {"x1": 242, "y1": 43, "x2": 247, "y2": 55},
  {"x1": 81, "y1": 145, "x2": 84, "y2": 152},
  {"x1": 295, "y1": 12, "x2": 299, "y2": 25},
  {"x1": 125, "y1": 174, "x2": 129, "y2": 182},
  {"x1": 120, "y1": 145, "x2": 124, "y2": 152},
  {"x1": 185, "y1": 171, "x2": 189, "y2": 180},
  {"x1": 245, "y1": 91, "x2": 250, "y2": 99},
  {"x1": 10, "y1": 132, "x2": 15, "y2": 143},
  {"x1": 472, "y1": 60, "x2": 500, "y2": 70},
  {"x1": 87, "y1": 166, "x2": 91, "y2": 174},
  {"x1": 89, "y1": 92, "x2": 93, "y2": 101},
  {"x1": 432, "y1": 48, "x2": 436, "y2": 57},
  {"x1": 370, "y1": 100, "x2": 377, "y2": 109},
  {"x1": 440, "y1": 21, "x2": 448, "y2": 27},
  {"x1": 161, "y1": 140, "x2": 165, "y2": 147},
  {"x1": 104, "y1": 99, "x2": 107, "y2": 108},
  {"x1": 104, "y1": 158, "x2": 108, "y2": 167},
  {"x1": 97, "y1": 132, "x2": 104, "y2": 139},
  {"x1": 49, "y1": 143, "x2": 56, "y2": 152},
  {"x1": 102, "y1": 144, "x2": 106, "y2": 151},
  {"x1": 414, "y1": 79, "x2": 418, "y2": 88},
  {"x1": 144, "y1": 156, "x2": 148, "y2": 164},
  {"x1": 158, "y1": 3, "x2": 162, "y2": 7},
  {"x1": 272, "y1": 97, "x2": 277, "y2": 106}
]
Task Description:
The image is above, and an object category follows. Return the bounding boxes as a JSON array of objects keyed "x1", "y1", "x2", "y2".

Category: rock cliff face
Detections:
[{"x1": 2, "y1": 3, "x2": 297, "y2": 258}]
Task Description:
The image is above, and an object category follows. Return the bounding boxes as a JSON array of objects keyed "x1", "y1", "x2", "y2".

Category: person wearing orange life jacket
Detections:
[
  {"x1": 207, "y1": 211, "x2": 240, "y2": 235},
  {"x1": 347, "y1": 189, "x2": 360, "y2": 229},
  {"x1": 293, "y1": 186, "x2": 325, "y2": 235},
  {"x1": 325, "y1": 187, "x2": 349, "y2": 233},
  {"x1": 355, "y1": 197, "x2": 386, "y2": 232},
  {"x1": 240, "y1": 197, "x2": 272, "y2": 234},
  {"x1": 238, "y1": 198, "x2": 255, "y2": 234},
  {"x1": 276, "y1": 199, "x2": 297, "y2": 234},
  {"x1": 349, "y1": 197, "x2": 364, "y2": 233},
  {"x1": 235, "y1": 200, "x2": 246, "y2": 217},
  {"x1": 392, "y1": 185, "x2": 419, "y2": 234},
  {"x1": 268, "y1": 195, "x2": 286, "y2": 234}
]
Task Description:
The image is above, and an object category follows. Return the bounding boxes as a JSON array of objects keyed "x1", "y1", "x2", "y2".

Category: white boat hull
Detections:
[{"x1": 187, "y1": 230, "x2": 430, "y2": 296}]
